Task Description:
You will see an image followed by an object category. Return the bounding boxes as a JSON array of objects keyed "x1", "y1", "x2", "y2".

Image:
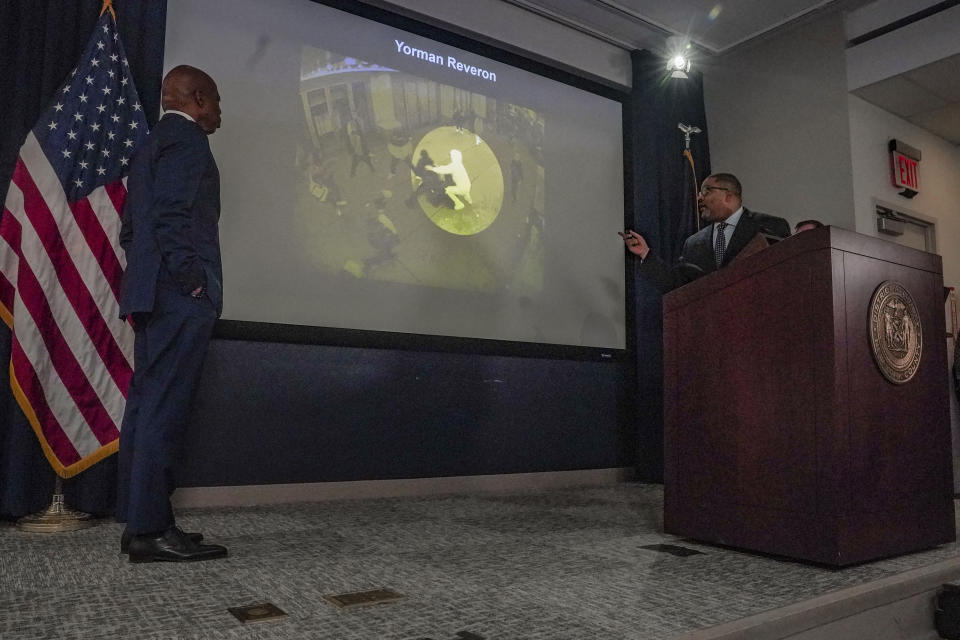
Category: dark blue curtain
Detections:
[
  {"x1": 629, "y1": 49, "x2": 710, "y2": 481},
  {"x1": 0, "y1": 0, "x2": 166, "y2": 519}
]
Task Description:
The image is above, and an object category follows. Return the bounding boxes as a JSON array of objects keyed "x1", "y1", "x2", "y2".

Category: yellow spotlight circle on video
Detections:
[{"x1": 411, "y1": 126, "x2": 504, "y2": 236}]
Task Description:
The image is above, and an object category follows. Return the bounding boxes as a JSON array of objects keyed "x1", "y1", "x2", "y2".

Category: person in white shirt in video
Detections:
[{"x1": 428, "y1": 149, "x2": 472, "y2": 210}]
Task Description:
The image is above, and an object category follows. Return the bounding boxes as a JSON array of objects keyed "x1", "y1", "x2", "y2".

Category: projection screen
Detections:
[{"x1": 164, "y1": 0, "x2": 626, "y2": 349}]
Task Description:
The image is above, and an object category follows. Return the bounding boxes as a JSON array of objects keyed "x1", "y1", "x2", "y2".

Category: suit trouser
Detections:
[{"x1": 115, "y1": 284, "x2": 216, "y2": 534}]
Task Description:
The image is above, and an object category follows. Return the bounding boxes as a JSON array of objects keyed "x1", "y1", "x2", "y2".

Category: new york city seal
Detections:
[{"x1": 869, "y1": 280, "x2": 922, "y2": 384}]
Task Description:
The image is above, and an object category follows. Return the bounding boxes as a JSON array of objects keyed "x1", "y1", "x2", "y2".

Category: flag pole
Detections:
[
  {"x1": 678, "y1": 123, "x2": 702, "y2": 232},
  {"x1": 17, "y1": 475, "x2": 95, "y2": 532}
]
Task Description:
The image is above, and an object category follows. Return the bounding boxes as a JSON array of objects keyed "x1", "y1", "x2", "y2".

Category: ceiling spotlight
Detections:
[
  {"x1": 667, "y1": 55, "x2": 690, "y2": 78},
  {"x1": 665, "y1": 35, "x2": 692, "y2": 79}
]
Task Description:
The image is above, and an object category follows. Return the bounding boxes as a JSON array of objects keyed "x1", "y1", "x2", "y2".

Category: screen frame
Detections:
[{"x1": 205, "y1": 0, "x2": 636, "y2": 362}]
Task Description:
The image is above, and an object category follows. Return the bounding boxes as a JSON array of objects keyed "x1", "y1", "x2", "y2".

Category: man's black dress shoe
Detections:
[
  {"x1": 120, "y1": 526, "x2": 203, "y2": 553},
  {"x1": 127, "y1": 527, "x2": 227, "y2": 563}
]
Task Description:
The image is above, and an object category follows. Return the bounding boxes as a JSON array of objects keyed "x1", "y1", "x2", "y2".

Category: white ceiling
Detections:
[
  {"x1": 501, "y1": 0, "x2": 960, "y2": 144},
  {"x1": 500, "y1": 0, "x2": 867, "y2": 55},
  {"x1": 852, "y1": 53, "x2": 960, "y2": 144}
]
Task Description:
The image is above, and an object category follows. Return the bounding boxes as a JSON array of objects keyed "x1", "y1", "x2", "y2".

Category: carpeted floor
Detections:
[{"x1": 1, "y1": 483, "x2": 958, "y2": 639}]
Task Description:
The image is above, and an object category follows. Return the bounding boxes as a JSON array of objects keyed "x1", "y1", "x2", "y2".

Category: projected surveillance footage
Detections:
[
  {"x1": 296, "y1": 47, "x2": 546, "y2": 294},
  {"x1": 165, "y1": 0, "x2": 625, "y2": 348}
]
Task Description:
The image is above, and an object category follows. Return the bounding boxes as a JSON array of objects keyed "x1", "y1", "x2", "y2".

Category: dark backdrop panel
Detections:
[
  {"x1": 629, "y1": 50, "x2": 711, "y2": 482},
  {"x1": 180, "y1": 340, "x2": 634, "y2": 485}
]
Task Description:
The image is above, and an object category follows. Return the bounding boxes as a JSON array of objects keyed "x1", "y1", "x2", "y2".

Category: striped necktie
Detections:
[{"x1": 714, "y1": 222, "x2": 728, "y2": 268}]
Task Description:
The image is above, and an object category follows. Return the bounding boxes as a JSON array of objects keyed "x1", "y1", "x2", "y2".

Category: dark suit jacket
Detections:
[
  {"x1": 638, "y1": 207, "x2": 790, "y2": 294},
  {"x1": 119, "y1": 114, "x2": 222, "y2": 317}
]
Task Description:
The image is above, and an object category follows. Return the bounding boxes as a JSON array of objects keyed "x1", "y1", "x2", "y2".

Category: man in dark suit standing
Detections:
[
  {"x1": 116, "y1": 65, "x2": 228, "y2": 563},
  {"x1": 620, "y1": 173, "x2": 790, "y2": 294}
]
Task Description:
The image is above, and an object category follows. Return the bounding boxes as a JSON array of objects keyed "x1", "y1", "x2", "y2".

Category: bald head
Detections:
[{"x1": 162, "y1": 65, "x2": 221, "y2": 134}]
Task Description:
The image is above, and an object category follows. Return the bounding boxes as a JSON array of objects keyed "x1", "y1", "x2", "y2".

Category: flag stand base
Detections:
[{"x1": 17, "y1": 477, "x2": 96, "y2": 533}]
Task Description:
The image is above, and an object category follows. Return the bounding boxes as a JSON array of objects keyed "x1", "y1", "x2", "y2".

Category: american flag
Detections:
[{"x1": 0, "y1": 10, "x2": 148, "y2": 478}]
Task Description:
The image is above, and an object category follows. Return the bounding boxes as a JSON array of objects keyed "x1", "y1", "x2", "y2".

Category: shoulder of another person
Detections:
[
  {"x1": 157, "y1": 118, "x2": 207, "y2": 151},
  {"x1": 745, "y1": 208, "x2": 790, "y2": 235},
  {"x1": 743, "y1": 207, "x2": 777, "y2": 222},
  {"x1": 160, "y1": 114, "x2": 204, "y2": 135}
]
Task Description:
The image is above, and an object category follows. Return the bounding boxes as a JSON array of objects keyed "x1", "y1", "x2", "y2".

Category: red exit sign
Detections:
[
  {"x1": 891, "y1": 150, "x2": 919, "y2": 191},
  {"x1": 888, "y1": 139, "x2": 921, "y2": 197}
]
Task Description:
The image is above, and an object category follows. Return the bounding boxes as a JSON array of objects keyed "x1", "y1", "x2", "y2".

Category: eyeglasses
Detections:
[{"x1": 699, "y1": 185, "x2": 731, "y2": 196}]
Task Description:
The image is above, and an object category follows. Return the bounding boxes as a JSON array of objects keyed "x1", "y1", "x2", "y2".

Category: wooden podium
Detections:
[{"x1": 662, "y1": 226, "x2": 955, "y2": 566}]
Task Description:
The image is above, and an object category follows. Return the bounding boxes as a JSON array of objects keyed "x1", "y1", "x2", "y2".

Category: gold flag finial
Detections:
[{"x1": 100, "y1": 0, "x2": 116, "y2": 21}]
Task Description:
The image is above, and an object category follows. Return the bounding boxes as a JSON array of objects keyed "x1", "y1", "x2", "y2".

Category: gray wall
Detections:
[
  {"x1": 702, "y1": 13, "x2": 856, "y2": 230},
  {"x1": 848, "y1": 95, "x2": 960, "y2": 492}
]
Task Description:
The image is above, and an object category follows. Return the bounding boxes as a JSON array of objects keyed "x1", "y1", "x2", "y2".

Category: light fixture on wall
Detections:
[{"x1": 665, "y1": 35, "x2": 692, "y2": 79}]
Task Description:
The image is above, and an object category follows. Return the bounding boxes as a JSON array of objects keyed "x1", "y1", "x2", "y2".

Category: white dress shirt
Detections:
[
  {"x1": 712, "y1": 206, "x2": 744, "y2": 253},
  {"x1": 162, "y1": 109, "x2": 195, "y2": 122}
]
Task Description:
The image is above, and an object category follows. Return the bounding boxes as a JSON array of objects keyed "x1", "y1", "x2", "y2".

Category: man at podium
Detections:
[{"x1": 620, "y1": 173, "x2": 789, "y2": 293}]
